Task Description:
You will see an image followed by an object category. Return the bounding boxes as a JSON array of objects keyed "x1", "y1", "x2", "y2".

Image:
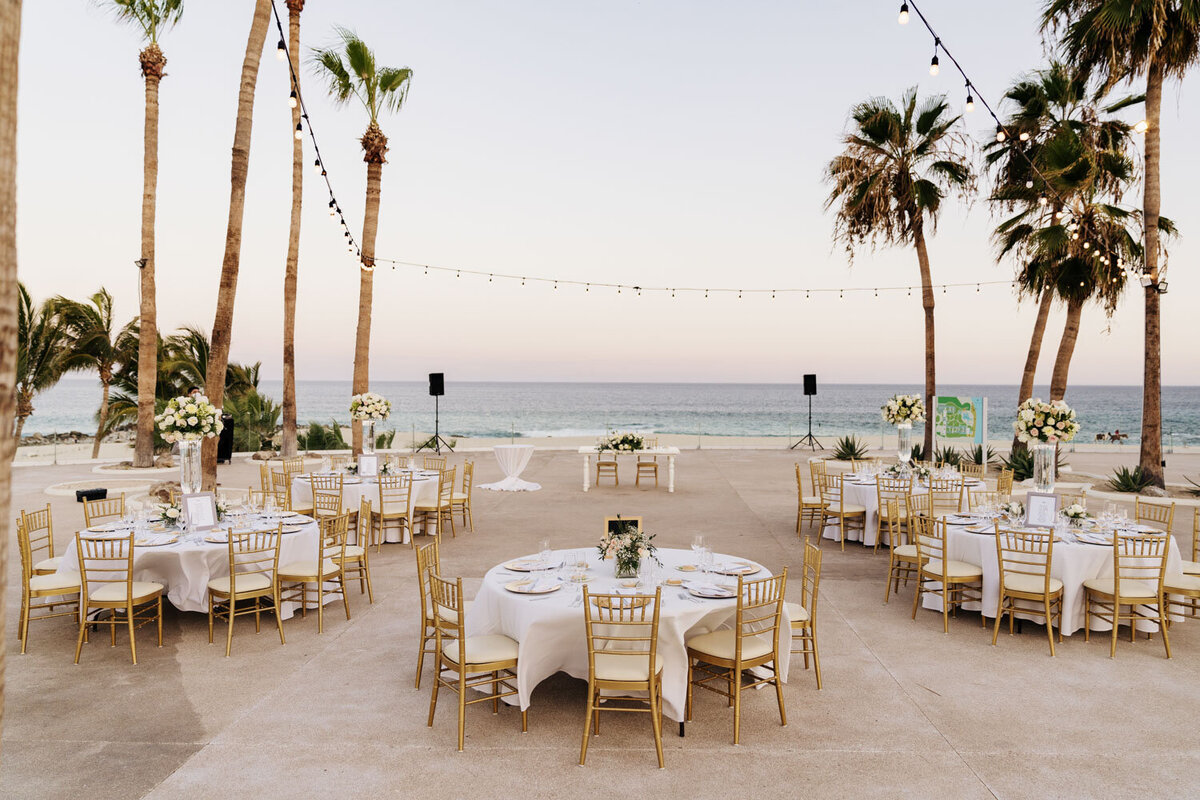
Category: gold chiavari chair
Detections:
[
  {"x1": 968, "y1": 489, "x2": 1001, "y2": 512},
  {"x1": 875, "y1": 476, "x2": 911, "y2": 553},
  {"x1": 310, "y1": 473, "x2": 344, "y2": 520},
  {"x1": 685, "y1": 570, "x2": 788, "y2": 745},
  {"x1": 958, "y1": 462, "x2": 985, "y2": 480},
  {"x1": 911, "y1": 516, "x2": 984, "y2": 634},
  {"x1": 450, "y1": 460, "x2": 475, "y2": 531},
  {"x1": 19, "y1": 504, "x2": 61, "y2": 574},
  {"x1": 413, "y1": 539, "x2": 441, "y2": 689},
  {"x1": 786, "y1": 540, "x2": 822, "y2": 689},
  {"x1": 335, "y1": 498, "x2": 375, "y2": 603},
  {"x1": 1135, "y1": 497, "x2": 1175, "y2": 533},
  {"x1": 271, "y1": 468, "x2": 310, "y2": 515},
  {"x1": 884, "y1": 493, "x2": 926, "y2": 603},
  {"x1": 1084, "y1": 532, "x2": 1171, "y2": 658},
  {"x1": 207, "y1": 528, "x2": 285, "y2": 657},
  {"x1": 809, "y1": 459, "x2": 828, "y2": 496},
  {"x1": 596, "y1": 449, "x2": 619, "y2": 486},
  {"x1": 259, "y1": 463, "x2": 273, "y2": 492},
  {"x1": 1163, "y1": 566, "x2": 1200, "y2": 622},
  {"x1": 277, "y1": 512, "x2": 351, "y2": 634},
  {"x1": 1059, "y1": 489, "x2": 1087, "y2": 510},
  {"x1": 996, "y1": 467, "x2": 1014, "y2": 497},
  {"x1": 82, "y1": 493, "x2": 126, "y2": 528},
  {"x1": 993, "y1": 527, "x2": 1063, "y2": 656},
  {"x1": 375, "y1": 472, "x2": 413, "y2": 550},
  {"x1": 392, "y1": 453, "x2": 411, "y2": 470},
  {"x1": 74, "y1": 533, "x2": 164, "y2": 665},
  {"x1": 281, "y1": 456, "x2": 304, "y2": 475},
  {"x1": 635, "y1": 451, "x2": 659, "y2": 487},
  {"x1": 927, "y1": 478, "x2": 964, "y2": 516},
  {"x1": 819, "y1": 475, "x2": 866, "y2": 551},
  {"x1": 851, "y1": 457, "x2": 882, "y2": 473},
  {"x1": 423, "y1": 455, "x2": 447, "y2": 472},
  {"x1": 427, "y1": 573, "x2": 525, "y2": 751},
  {"x1": 17, "y1": 517, "x2": 80, "y2": 654},
  {"x1": 246, "y1": 486, "x2": 279, "y2": 510},
  {"x1": 330, "y1": 454, "x2": 352, "y2": 471},
  {"x1": 580, "y1": 586, "x2": 665, "y2": 768},
  {"x1": 1183, "y1": 509, "x2": 1200, "y2": 576},
  {"x1": 795, "y1": 463, "x2": 824, "y2": 535},
  {"x1": 414, "y1": 466, "x2": 456, "y2": 540}
]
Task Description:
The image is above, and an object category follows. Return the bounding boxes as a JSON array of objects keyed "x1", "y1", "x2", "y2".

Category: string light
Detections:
[
  {"x1": 898, "y1": 2, "x2": 910, "y2": 24},
  {"x1": 294, "y1": 121, "x2": 303, "y2": 140},
  {"x1": 995, "y1": 126, "x2": 1006, "y2": 143},
  {"x1": 288, "y1": 90, "x2": 298, "y2": 109},
  {"x1": 929, "y1": 39, "x2": 940, "y2": 75},
  {"x1": 1134, "y1": 120, "x2": 1149, "y2": 134},
  {"x1": 1019, "y1": 130, "x2": 1030, "y2": 142},
  {"x1": 313, "y1": 158, "x2": 322, "y2": 174},
  {"x1": 964, "y1": 83, "x2": 975, "y2": 112},
  {"x1": 276, "y1": 39, "x2": 286, "y2": 60}
]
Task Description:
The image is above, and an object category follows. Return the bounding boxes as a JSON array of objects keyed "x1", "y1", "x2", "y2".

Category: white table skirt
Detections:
[
  {"x1": 466, "y1": 547, "x2": 789, "y2": 722},
  {"x1": 921, "y1": 522, "x2": 1183, "y2": 635},
  {"x1": 479, "y1": 444, "x2": 540, "y2": 492},
  {"x1": 579, "y1": 446, "x2": 681, "y2": 493},
  {"x1": 821, "y1": 477, "x2": 985, "y2": 547},
  {"x1": 291, "y1": 471, "x2": 439, "y2": 543},
  {"x1": 57, "y1": 517, "x2": 321, "y2": 618}
]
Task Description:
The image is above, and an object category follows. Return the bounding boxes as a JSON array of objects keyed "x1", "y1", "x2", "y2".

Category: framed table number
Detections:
[
  {"x1": 358, "y1": 454, "x2": 379, "y2": 478},
  {"x1": 182, "y1": 491, "x2": 219, "y2": 531},
  {"x1": 1024, "y1": 492, "x2": 1060, "y2": 529}
]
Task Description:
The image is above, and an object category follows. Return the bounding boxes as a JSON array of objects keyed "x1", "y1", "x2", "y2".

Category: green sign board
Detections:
[{"x1": 934, "y1": 396, "x2": 986, "y2": 444}]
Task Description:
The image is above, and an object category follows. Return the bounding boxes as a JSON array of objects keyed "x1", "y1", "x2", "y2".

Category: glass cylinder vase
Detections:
[
  {"x1": 896, "y1": 421, "x2": 913, "y2": 464},
  {"x1": 178, "y1": 439, "x2": 202, "y2": 495},
  {"x1": 1032, "y1": 442, "x2": 1056, "y2": 493},
  {"x1": 614, "y1": 557, "x2": 640, "y2": 580},
  {"x1": 362, "y1": 420, "x2": 376, "y2": 454}
]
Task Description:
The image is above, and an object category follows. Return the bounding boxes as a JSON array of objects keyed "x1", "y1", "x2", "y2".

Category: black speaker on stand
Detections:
[
  {"x1": 790, "y1": 374, "x2": 823, "y2": 450},
  {"x1": 418, "y1": 372, "x2": 455, "y2": 454}
]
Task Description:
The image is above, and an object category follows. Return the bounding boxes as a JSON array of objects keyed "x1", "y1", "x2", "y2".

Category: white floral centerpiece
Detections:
[
  {"x1": 155, "y1": 394, "x2": 223, "y2": 442},
  {"x1": 349, "y1": 392, "x2": 391, "y2": 421},
  {"x1": 911, "y1": 463, "x2": 931, "y2": 481},
  {"x1": 153, "y1": 502, "x2": 183, "y2": 527},
  {"x1": 598, "y1": 518, "x2": 658, "y2": 578},
  {"x1": 1062, "y1": 503, "x2": 1089, "y2": 525},
  {"x1": 1013, "y1": 398, "x2": 1079, "y2": 444},
  {"x1": 599, "y1": 432, "x2": 644, "y2": 452},
  {"x1": 881, "y1": 394, "x2": 926, "y2": 425},
  {"x1": 1000, "y1": 500, "x2": 1025, "y2": 519}
]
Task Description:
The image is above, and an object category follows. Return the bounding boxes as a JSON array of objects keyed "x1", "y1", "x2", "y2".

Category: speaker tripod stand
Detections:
[
  {"x1": 416, "y1": 395, "x2": 456, "y2": 454},
  {"x1": 790, "y1": 394, "x2": 822, "y2": 450}
]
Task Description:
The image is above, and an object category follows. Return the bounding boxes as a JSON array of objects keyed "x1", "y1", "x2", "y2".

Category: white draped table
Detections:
[
  {"x1": 821, "y1": 475, "x2": 986, "y2": 547},
  {"x1": 479, "y1": 444, "x2": 541, "y2": 492},
  {"x1": 291, "y1": 470, "x2": 439, "y2": 543},
  {"x1": 579, "y1": 446, "x2": 680, "y2": 493},
  {"x1": 466, "y1": 547, "x2": 789, "y2": 722}
]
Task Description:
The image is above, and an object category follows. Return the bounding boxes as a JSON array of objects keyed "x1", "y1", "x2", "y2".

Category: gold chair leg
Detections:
[
  {"x1": 226, "y1": 597, "x2": 236, "y2": 657},
  {"x1": 651, "y1": 679, "x2": 665, "y2": 768},
  {"x1": 427, "y1": 661, "x2": 441, "y2": 727},
  {"x1": 457, "y1": 668, "x2": 467, "y2": 752},
  {"x1": 128, "y1": 603, "x2": 138, "y2": 665},
  {"x1": 732, "y1": 667, "x2": 742, "y2": 745},
  {"x1": 579, "y1": 683, "x2": 594, "y2": 766}
]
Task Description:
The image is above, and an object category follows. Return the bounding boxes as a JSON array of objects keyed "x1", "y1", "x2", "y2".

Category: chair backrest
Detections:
[
  {"x1": 800, "y1": 540, "x2": 821, "y2": 625},
  {"x1": 414, "y1": 538, "x2": 441, "y2": 622},
  {"x1": 281, "y1": 456, "x2": 304, "y2": 475},
  {"x1": 819, "y1": 474, "x2": 845, "y2": 506},
  {"x1": 429, "y1": 573, "x2": 465, "y2": 641},
  {"x1": 582, "y1": 586, "x2": 662, "y2": 684},
  {"x1": 317, "y1": 512, "x2": 351, "y2": 564},
  {"x1": 16, "y1": 516, "x2": 37, "y2": 582},
  {"x1": 246, "y1": 486, "x2": 275, "y2": 510},
  {"x1": 733, "y1": 571, "x2": 787, "y2": 663},
  {"x1": 311, "y1": 474, "x2": 344, "y2": 519},
  {"x1": 358, "y1": 497, "x2": 373, "y2": 545},
  {"x1": 259, "y1": 463, "x2": 272, "y2": 492},
  {"x1": 912, "y1": 516, "x2": 950, "y2": 576},
  {"x1": 1059, "y1": 490, "x2": 1087, "y2": 510},
  {"x1": 437, "y1": 467, "x2": 456, "y2": 505},
  {"x1": 907, "y1": 490, "x2": 931, "y2": 522},
  {"x1": 603, "y1": 516, "x2": 643, "y2": 536},
  {"x1": 959, "y1": 462, "x2": 985, "y2": 479},
  {"x1": 269, "y1": 469, "x2": 294, "y2": 510},
  {"x1": 927, "y1": 479, "x2": 963, "y2": 515},
  {"x1": 996, "y1": 468, "x2": 1014, "y2": 497},
  {"x1": 391, "y1": 454, "x2": 410, "y2": 470},
  {"x1": 809, "y1": 459, "x2": 828, "y2": 492},
  {"x1": 1193, "y1": 508, "x2": 1200, "y2": 563},
  {"x1": 76, "y1": 533, "x2": 135, "y2": 600},
  {"x1": 330, "y1": 455, "x2": 351, "y2": 471},
  {"x1": 378, "y1": 472, "x2": 414, "y2": 515},
  {"x1": 995, "y1": 527, "x2": 1054, "y2": 594},
  {"x1": 19, "y1": 504, "x2": 54, "y2": 567},
  {"x1": 876, "y1": 477, "x2": 911, "y2": 521},
  {"x1": 852, "y1": 458, "x2": 881, "y2": 473},
  {"x1": 1135, "y1": 498, "x2": 1175, "y2": 533},
  {"x1": 461, "y1": 460, "x2": 474, "y2": 496},
  {"x1": 1112, "y1": 532, "x2": 1169, "y2": 595},
  {"x1": 968, "y1": 489, "x2": 1001, "y2": 512},
  {"x1": 423, "y1": 456, "x2": 447, "y2": 472},
  {"x1": 226, "y1": 528, "x2": 282, "y2": 594},
  {"x1": 83, "y1": 493, "x2": 126, "y2": 527},
  {"x1": 794, "y1": 463, "x2": 807, "y2": 497}
]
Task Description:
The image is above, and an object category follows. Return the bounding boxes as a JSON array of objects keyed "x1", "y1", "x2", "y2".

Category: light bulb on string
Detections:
[
  {"x1": 929, "y1": 53, "x2": 940, "y2": 76},
  {"x1": 276, "y1": 39, "x2": 286, "y2": 60},
  {"x1": 1025, "y1": 180, "x2": 1034, "y2": 189},
  {"x1": 1038, "y1": 193, "x2": 1048, "y2": 206},
  {"x1": 965, "y1": 84, "x2": 975, "y2": 112},
  {"x1": 288, "y1": 90, "x2": 298, "y2": 109},
  {"x1": 1082, "y1": 241, "x2": 1090, "y2": 249},
  {"x1": 1054, "y1": 210, "x2": 1064, "y2": 220},
  {"x1": 1134, "y1": 120, "x2": 1149, "y2": 134},
  {"x1": 996, "y1": 127, "x2": 1006, "y2": 143},
  {"x1": 898, "y1": 2, "x2": 909, "y2": 24},
  {"x1": 1019, "y1": 131, "x2": 1030, "y2": 142},
  {"x1": 328, "y1": 200, "x2": 336, "y2": 217},
  {"x1": 313, "y1": 158, "x2": 322, "y2": 174},
  {"x1": 294, "y1": 122, "x2": 303, "y2": 140}
]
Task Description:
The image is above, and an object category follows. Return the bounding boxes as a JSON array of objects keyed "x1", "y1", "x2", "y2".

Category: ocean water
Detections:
[{"x1": 24, "y1": 379, "x2": 1200, "y2": 447}]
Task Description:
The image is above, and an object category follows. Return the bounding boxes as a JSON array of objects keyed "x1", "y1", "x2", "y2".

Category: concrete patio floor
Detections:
[{"x1": 3, "y1": 449, "x2": 1199, "y2": 799}]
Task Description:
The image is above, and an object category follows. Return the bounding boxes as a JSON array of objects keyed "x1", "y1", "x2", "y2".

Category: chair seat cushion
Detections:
[
  {"x1": 1003, "y1": 573, "x2": 1064, "y2": 595},
  {"x1": 451, "y1": 493, "x2": 470, "y2": 502},
  {"x1": 892, "y1": 544, "x2": 919, "y2": 559},
  {"x1": 1082, "y1": 577, "x2": 1159, "y2": 600},
  {"x1": 413, "y1": 503, "x2": 450, "y2": 512},
  {"x1": 341, "y1": 545, "x2": 365, "y2": 559},
  {"x1": 686, "y1": 629, "x2": 774, "y2": 662},
  {"x1": 442, "y1": 634, "x2": 519, "y2": 665},
  {"x1": 34, "y1": 556, "x2": 63, "y2": 573},
  {"x1": 825, "y1": 503, "x2": 867, "y2": 515},
  {"x1": 278, "y1": 559, "x2": 339, "y2": 580},
  {"x1": 800, "y1": 496, "x2": 822, "y2": 506},
  {"x1": 922, "y1": 559, "x2": 984, "y2": 580},
  {"x1": 784, "y1": 601, "x2": 810, "y2": 624},
  {"x1": 1181, "y1": 560, "x2": 1200, "y2": 576},
  {"x1": 208, "y1": 572, "x2": 272, "y2": 594},
  {"x1": 594, "y1": 651, "x2": 663, "y2": 682},
  {"x1": 378, "y1": 502, "x2": 409, "y2": 516},
  {"x1": 30, "y1": 571, "x2": 80, "y2": 593},
  {"x1": 90, "y1": 581, "x2": 163, "y2": 603},
  {"x1": 1164, "y1": 573, "x2": 1200, "y2": 593},
  {"x1": 436, "y1": 599, "x2": 474, "y2": 624}
]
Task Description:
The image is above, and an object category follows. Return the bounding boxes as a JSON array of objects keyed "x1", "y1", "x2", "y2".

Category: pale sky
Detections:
[{"x1": 15, "y1": 1, "x2": 1199, "y2": 385}]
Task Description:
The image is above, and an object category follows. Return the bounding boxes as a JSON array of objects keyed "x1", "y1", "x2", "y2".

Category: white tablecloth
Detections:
[
  {"x1": 467, "y1": 547, "x2": 789, "y2": 722},
  {"x1": 479, "y1": 444, "x2": 540, "y2": 492},
  {"x1": 922, "y1": 521, "x2": 1183, "y2": 635},
  {"x1": 57, "y1": 515, "x2": 321, "y2": 618},
  {"x1": 579, "y1": 446, "x2": 681, "y2": 493},
  {"x1": 291, "y1": 470, "x2": 439, "y2": 543},
  {"x1": 821, "y1": 476, "x2": 985, "y2": 547}
]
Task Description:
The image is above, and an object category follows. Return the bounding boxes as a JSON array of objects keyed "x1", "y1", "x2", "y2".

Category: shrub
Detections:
[
  {"x1": 1000, "y1": 447, "x2": 1066, "y2": 481},
  {"x1": 376, "y1": 429, "x2": 396, "y2": 450},
  {"x1": 1108, "y1": 465, "x2": 1155, "y2": 493},
  {"x1": 910, "y1": 443, "x2": 926, "y2": 462},
  {"x1": 297, "y1": 419, "x2": 347, "y2": 451},
  {"x1": 832, "y1": 435, "x2": 870, "y2": 461},
  {"x1": 934, "y1": 445, "x2": 962, "y2": 468},
  {"x1": 224, "y1": 389, "x2": 281, "y2": 452},
  {"x1": 959, "y1": 443, "x2": 998, "y2": 466}
]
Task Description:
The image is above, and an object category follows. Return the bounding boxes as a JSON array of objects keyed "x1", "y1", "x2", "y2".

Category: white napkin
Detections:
[{"x1": 137, "y1": 533, "x2": 176, "y2": 546}]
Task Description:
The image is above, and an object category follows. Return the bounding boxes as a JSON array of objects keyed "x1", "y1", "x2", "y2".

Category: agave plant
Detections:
[
  {"x1": 934, "y1": 445, "x2": 962, "y2": 468},
  {"x1": 1108, "y1": 465, "x2": 1155, "y2": 493},
  {"x1": 958, "y1": 444, "x2": 999, "y2": 466},
  {"x1": 832, "y1": 435, "x2": 870, "y2": 461}
]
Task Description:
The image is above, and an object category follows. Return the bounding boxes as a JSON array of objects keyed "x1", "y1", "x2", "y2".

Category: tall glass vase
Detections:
[
  {"x1": 1032, "y1": 442, "x2": 1056, "y2": 493},
  {"x1": 362, "y1": 420, "x2": 376, "y2": 454},
  {"x1": 178, "y1": 439, "x2": 202, "y2": 495},
  {"x1": 896, "y1": 422, "x2": 913, "y2": 464}
]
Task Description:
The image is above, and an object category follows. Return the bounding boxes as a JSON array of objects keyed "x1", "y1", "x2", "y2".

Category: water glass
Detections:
[
  {"x1": 539, "y1": 539, "x2": 552, "y2": 566},
  {"x1": 699, "y1": 546, "x2": 713, "y2": 577},
  {"x1": 691, "y1": 534, "x2": 705, "y2": 562}
]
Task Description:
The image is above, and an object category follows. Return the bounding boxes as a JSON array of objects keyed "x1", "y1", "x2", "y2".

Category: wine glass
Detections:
[
  {"x1": 691, "y1": 534, "x2": 705, "y2": 564},
  {"x1": 539, "y1": 538, "x2": 552, "y2": 567}
]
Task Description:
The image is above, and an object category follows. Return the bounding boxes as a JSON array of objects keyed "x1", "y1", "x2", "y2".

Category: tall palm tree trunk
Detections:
[
  {"x1": 1012, "y1": 289, "x2": 1054, "y2": 452},
  {"x1": 92, "y1": 375, "x2": 111, "y2": 460},
  {"x1": 202, "y1": 0, "x2": 271, "y2": 489},
  {"x1": 134, "y1": 42, "x2": 165, "y2": 468},
  {"x1": 1139, "y1": 59, "x2": 1164, "y2": 487},
  {"x1": 351, "y1": 123, "x2": 387, "y2": 456},
  {"x1": 913, "y1": 222, "x2": 936, "y2": 456},
  {"x1": 280, "y1": 0, "x2": 304, "y2": 458},
  {"x1": 0, "y1": 0, "x2": 22, "y2": 744},
  {"x1": 1049, "y1": 297, "x2": 1083, "y2": 402}
]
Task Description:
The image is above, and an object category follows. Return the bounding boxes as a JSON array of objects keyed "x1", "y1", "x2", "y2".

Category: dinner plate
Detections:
[
  {"x1": 686, "y1": 583, "x2": 736, "y2": 599},
  {"x1": 204, "y1": 534, "x2": 230, "y2": 544},
  {"x1": 87, "y1": 523, "x2": 131, "y2": 533},
  {"x1": 674, "y1": 564, "x2": 700, "y2": 572},
  {"x1": 135, "y1": 535, "x2": 178, "y2": 547},
  {"x1": 711, "y1": 562, "x2": 761, "y2": 577},
  {"x1": 965, "y1": 525, "x2": 993, "y2": 534},
  {"x1": 1076, "y1": 532, "x2": 1114, "y2": 546},
  {"x1": 280, "y1": 524, "x2": 305, "y2": 534},
  {"x1": 505, "y1": 559, "x2": 559, "y2": 572},
  {"x1": 505, "y1": 579, "x2": 561, "y2": 595}
]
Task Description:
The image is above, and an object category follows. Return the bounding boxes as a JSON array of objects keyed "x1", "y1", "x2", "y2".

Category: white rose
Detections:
[{"x1": 188, "y1": 416, "x2": 199, "y2": 426}]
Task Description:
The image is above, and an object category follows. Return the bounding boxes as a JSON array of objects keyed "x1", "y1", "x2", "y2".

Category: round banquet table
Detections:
[
  {"x1": 56, "y1": 514, "x2": 321, "y2": 618},
  {"x1": 923, "y1": 517, "x2": 1183, "y2": 635},
  {"x1": 478, "y1": 444, "x2": 540, "y2": 492},
  {"x1": 466, "y1": 547, "x2": 790, "y2": 722},
  {"x1": 291, "y1": 469, "x2": 439, "y2": 543},
  {"x1": 821, "y1": 475, "x2": 986, "y2": 547}
]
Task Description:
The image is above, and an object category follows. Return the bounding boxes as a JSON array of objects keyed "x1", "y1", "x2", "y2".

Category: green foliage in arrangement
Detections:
[
  {"x1": 297, "y1": 420, "x2": 348, "y2": 451},
  {"x1": 959, "y1": 443, "x2": 999, "y2": 466},
  {"x1": 1108, "y1": 465, "x2": 1155, "y2": 494},
  {"x1": 832, "y1": 435, "x2": 870, "y2": 461},
  {"x1": 934, "y1": 445, "x2": 962, "y2": 468}
]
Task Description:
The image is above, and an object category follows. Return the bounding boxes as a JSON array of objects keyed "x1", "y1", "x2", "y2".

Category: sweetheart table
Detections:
[{"x1": 579, "y1": 446, "x2": 680, "y2": 492}]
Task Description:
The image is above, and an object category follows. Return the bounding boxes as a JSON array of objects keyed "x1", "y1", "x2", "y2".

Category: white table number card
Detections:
[
  {"x1": 358, "y1": 454, "x2": 379, "y2": 478},
  {"x1": 1024, "y1": 492, "x2": 1060, "y2": 529},
  {"x1": 182, "y1": 492, "x2": 219, "y2": 531}
]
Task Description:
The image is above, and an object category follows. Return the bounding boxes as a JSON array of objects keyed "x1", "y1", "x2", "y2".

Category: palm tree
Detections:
[
  {"x1": 53, "y1": 289, "x2": 122, "y2": 458},
  {"x1": 15, "y1": 284, "x2": 68, "y2": 440},
  {"x1": 1043, "y1": 0, "x2": 1200, "y2": 486},
  {"x1": 106, "y1": 0, "x2": 184, "y2": 468},
  {"x1": 824, "y1": 88, "x2": 974, "y2": 455},
  {"x1": 281, "y1": 0, "x2": 305, "y2": 458},
  {"x1": 313, "y1": 28, "x2": 413, "y2": 455},
  {"x1": 202, "y1": 0, "x2": 272, "y2": 490}
]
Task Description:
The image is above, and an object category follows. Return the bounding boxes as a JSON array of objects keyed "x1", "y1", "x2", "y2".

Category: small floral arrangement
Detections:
[
  {"x1": 911, "y1": 464, "x2": 932, "y2": 481},
  {"x1": 1062, "y1": 503, "x2": 1089, "y2": 523},
  {"x1": 882, "y1": 394, "x2": 926, "y2": 425},
  {"x1": 156, "y1": 394, "x2": 223, "y2": 443},
  {"x1": 599, "y1": 432, "x2": 645, "y2": 452},
  {"x1": 215, "y1": 497, "x2": 229, "y2": 521},
  {"x1": 153, "y1": 502, "x2": 183, "y2": 527},
  {"x1": 1014, "y1": 398, "x2": 1079, "y2": 444},
  {"x1": 885, "y1": 462, "x2": 907, "y2": 478},
  {"x1": 350, "y1": 392, "x2": 391, "y2": 421},
  {"x1": 343, "y1": 463, "x2": 359, "y2": 475},
  {"x1": 1000, "y1": 500, "x2": 1025, "y2": 519},
  {"x1": 598, "y1": 517, "x2": 658, "y2": 576}
]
